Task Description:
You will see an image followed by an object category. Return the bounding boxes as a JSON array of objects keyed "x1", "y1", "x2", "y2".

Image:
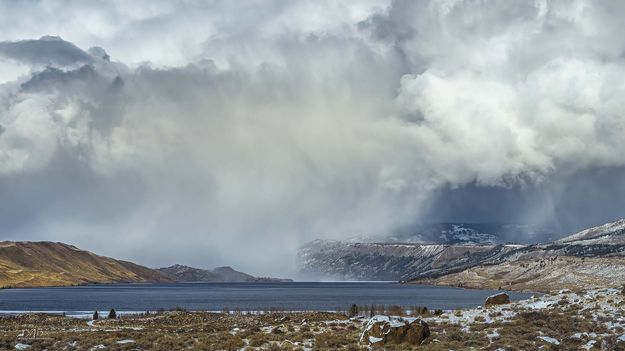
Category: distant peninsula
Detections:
[{"x1": 157, "y1": 264, "x2": 293, "y2": 283}]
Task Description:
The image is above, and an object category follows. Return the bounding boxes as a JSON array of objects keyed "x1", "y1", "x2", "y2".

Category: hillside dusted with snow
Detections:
[
  {"x1": 297, "y1": 222, "x2": 552, "y2": 281},
  {"x1": 299, "y1": 219, "x2": 625, "y2": 291},
  {"x1": 298, "y1": 239, "x2": 522, "y2": 281},
  {"x1": 413, "y1": 219, "x2": 625, "y2": 292},
  {"x1": 380, "y1": 223, "x2": 555, "y2": 245},
  {"x1": 555, "y1": 219, "x2": 625, "y2": 245}
]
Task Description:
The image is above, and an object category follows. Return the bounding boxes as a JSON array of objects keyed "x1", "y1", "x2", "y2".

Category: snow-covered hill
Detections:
[
  {"x1": 299, "y1": 219, "x2": 625, "y2": 284},
  {"x1": 298, "y1": 239, "x2": 521, "y2": 281},
  {"x1": 347, "y1": 223, "x2": 555, "y2": 246},
  {"x1": 555, "y1": 218, "x2": 625, "y2": 245},
  {"x1": 413, "y1": 218, "x2": 625, "y2": 291}
]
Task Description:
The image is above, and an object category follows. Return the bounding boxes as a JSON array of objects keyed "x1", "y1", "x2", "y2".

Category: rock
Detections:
[
  {"x1": 270, "y1": 326, "x2": 286, "y2": 334},
  {"x1": 360, "y1": 315, "x2": 430, "y2": 346},
  {"x1": 485, "y1": 292, "x2": 510, "y2": 307}
]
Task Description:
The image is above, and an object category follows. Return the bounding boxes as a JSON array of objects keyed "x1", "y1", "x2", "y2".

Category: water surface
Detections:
[{"x1": 0, "y1": 282, "x2": 533, "y2": 314}]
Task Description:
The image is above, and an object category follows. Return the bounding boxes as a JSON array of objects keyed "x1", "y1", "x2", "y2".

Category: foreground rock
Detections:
[
  {"x1": 485, "y1": 292, "x2": 510, "y2": 307},
  {"x1": 360, "y1": 315, "x2": 430, "y2": 346}
]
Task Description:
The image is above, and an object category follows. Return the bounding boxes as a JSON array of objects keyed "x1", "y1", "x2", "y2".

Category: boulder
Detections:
[
  {"x1": 270, "y1": 326, "x2": 286, "y2": 334},
  {"x1": 485, "y1": 292, "x2": 510, "y2": 307},
  {"x1": 360, "y1": 315, "x2": 430, "y2": 346}
]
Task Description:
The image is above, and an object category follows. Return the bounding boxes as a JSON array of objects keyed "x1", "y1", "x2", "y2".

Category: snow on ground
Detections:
[
  {"x1": 537, "y1": 336, "x2": 560, "y2": 345},
  {"x1": 416, "y1": 287, "x2": 625, "y2": 348},
  {"x1": 426, "y1": 287, "x2": 625, "y2": 327},
  {"x1": 368, "y1": 336, "x2": 383, "y2": 343},
  {"x1": 486, "y1": 328, "x2": 499, "y2": 341},
  {"x1": 116, "y1": 339, "x2": 135, "y2": 344}
]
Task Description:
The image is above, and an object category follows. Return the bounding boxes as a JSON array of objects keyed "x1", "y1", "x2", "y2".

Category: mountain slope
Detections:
[
  {"x1": 157, "y1": 264, "x2": 222, "y2": 281},
  {"x1": 382, "y1": 223, "x2": 554, "y2": 245},
  {"x1": 0, "y1": 241, "x2": 171, "y2": 288},
  {"x1": 415, "y1": 256, "x2": 625, "y2": 292},
  {"x1": 298, "y1": 239, "x2": 522, "y2": 281},
  {"x1": 158, "y1": 264, "x2": 293, "y2": 282},
  {"x1": 212, "y1": 266, "x2": 255, "y2": 281},
  {"x1": 297, "y1": 222, "x2": 556, "y2": 281},
  {"x1": 411, "y1": 218, "x2": 625, "y2": 292},
  {"x1": 299, "y1": 219, "x2": 625, "y2": 286},
  {"x1": 555, "y1": 218, "x2": 625, "y2": 245}
]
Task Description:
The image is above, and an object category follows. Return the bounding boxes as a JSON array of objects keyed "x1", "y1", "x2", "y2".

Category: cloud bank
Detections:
[{"x1": 1, "y1": 0, "x2": 625, "y2": 274}]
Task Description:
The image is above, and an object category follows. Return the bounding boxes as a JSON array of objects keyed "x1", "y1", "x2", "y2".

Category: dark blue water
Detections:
[{"x1": 0, "y1": 282, "x2": 533, "y2": 313}]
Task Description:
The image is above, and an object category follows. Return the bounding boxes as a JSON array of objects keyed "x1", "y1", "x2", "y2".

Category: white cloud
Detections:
[{"x1": 0, "y1": 0, "x2": 625, "y2": 274}]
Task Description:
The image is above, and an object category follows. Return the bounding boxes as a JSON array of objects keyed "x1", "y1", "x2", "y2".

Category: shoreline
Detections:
[
  {"x1": 0, "y1": 280, "x2": 303, "y2": 290},
  {"x1": 404, "y1": 280, "x2": 548, "y2": 295}
]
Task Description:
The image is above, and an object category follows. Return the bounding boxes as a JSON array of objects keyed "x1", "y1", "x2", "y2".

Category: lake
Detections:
[{"x1": 0, "y1": 282, "x2": 534, "y2": 315}]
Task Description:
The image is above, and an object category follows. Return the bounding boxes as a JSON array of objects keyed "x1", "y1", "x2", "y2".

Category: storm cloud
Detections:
[{"x1": 1, "y1": 0, "x2": 625, "y2": 275}]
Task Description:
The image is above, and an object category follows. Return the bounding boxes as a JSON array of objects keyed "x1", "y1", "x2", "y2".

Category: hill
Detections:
[
  {"x1": 298, "y1": 239, "x2": 523, "y2": 281},
  {"x1": 381, "y1": 222, "x2": 554, "y2": 245},
  {"x1": 411, "y1": 218, "x2": 625, "y2": 292},
  {"x1": 0, "y1": 241, "x2": 171, "y2": 288},
  {"x1": 297, "y1": 222, "x2": 554, "y2": 281},
  {"x1": 299, "y1": 219, "x2": 625, "y2": 291},
  {"x1": 158, "y1": 264, "x2": 293, "y2": 282}
]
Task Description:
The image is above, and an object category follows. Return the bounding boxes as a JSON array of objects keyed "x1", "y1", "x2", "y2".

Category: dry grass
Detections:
[
  {"x1": 0, "y1": 311, "x2": 355, "y2": 350},
  {"x1": 3, "y1": 290, "x2": 625, "y2": 350}
]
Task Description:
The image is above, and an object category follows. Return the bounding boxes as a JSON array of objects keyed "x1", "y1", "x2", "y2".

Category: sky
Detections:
[{"x1": 1, "y1": 0, "x2": 625, "y2": 276}]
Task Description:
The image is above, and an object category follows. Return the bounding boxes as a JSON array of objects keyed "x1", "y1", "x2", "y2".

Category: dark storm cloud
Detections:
[
  {"x1": 0, "y1": 35, "x2": 92, "y2": 66},
  {"x1": 0, "y1": 0, "x2": 625, "y2": 275},
  {"x1": 423, "y1": 167, "x2": 625, "y2": 236}
]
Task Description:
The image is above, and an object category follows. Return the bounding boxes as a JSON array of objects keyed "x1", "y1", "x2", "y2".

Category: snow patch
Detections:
[
  {"x1": 583, "y1": 340, "x2": 597, "y2": 349},
  {"x1": 368, "y1": 336, "x2": 383, "y2": 343},
  {"x1": 537, "y1": 336, "x2": 560, "y2": 345}
]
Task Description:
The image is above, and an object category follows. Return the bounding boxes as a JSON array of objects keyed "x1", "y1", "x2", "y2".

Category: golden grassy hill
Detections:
[{"x1": 0, "y1": 241, "x2": 171, "y2": 288}]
